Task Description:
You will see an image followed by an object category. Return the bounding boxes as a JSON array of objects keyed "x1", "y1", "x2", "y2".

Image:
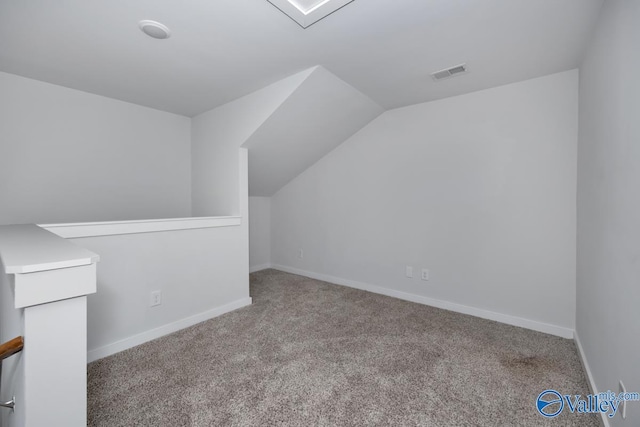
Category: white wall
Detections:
[
  {"x1": 249, "y1": 197, "x2": 271, "y2": 271},
  {"x1": 576, "y1": 1, "x2": 639, "y2": 425},
  {"x1": 76, "y1": 150, "x2": 251, "y2": 361},
  {"x1": 0, "y1": 72, "x2": 192, "y2": 225},
  {"x1": 77, "y1": 226, "x2": 250, "y2": 361},
  {"x1": 191, "y1": 69, "x2": 311, "y2": 216},
  {"x1": 271, "y1": 70, "x2": 578, "y2": 336}
]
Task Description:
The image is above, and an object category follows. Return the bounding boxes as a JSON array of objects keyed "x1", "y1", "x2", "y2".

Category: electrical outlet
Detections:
[
  {"x1": 150, "y1": 290, "x2": 162, "y2": 307},
  {"x1": 620, "y1": 380, "x2": 627, "y2": 419},
  {"x1": 421, "y1": 269, "x2": 429, "y2": 281},
  {"x1": 298, "y1": 248, "x2": 304, "y2": 259},
  {"x1": 405, "y1": 266, "x2": 413, "y2": 278}
]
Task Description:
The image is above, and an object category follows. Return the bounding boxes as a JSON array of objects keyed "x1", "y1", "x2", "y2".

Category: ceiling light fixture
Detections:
[
  {"x1": 139, "y1": 20, "x2": 171, "y2": 39},
  {"x1": 267, "y1": 0, "x2": 354, "y2": 28}
]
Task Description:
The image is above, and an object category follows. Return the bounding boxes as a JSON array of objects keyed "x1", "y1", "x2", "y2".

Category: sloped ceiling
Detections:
[
  {"x1": 0, "y1": 1, "x2": 605, "y2": 201},
  {"x1": 0, "y1": 0, "x2": 604, "y2": 116},
  {"x1": 190, "y1": 67, "x2": 313, "y2": 215},
  {"x1": 242, "y1": 66, "x2": 383, "y2": 196}
]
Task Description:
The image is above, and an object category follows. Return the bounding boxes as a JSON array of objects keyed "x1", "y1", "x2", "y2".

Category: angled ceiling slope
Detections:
[
  {"x1": 0, "y1": 0, "x2": 602, "y2": 116},
  {"x1": 243, "y1": 66, "x2": 383, "y2": 196},
  {"x1": 191, "y1": 67, "x2": 313, "y2": 216},
  {"x1": 267, "y1": 0, "x2": 355, "y2": 28}
]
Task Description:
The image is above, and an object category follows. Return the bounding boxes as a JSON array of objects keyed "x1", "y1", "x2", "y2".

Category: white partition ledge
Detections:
[
  {"x1": 41, "y1": 216, "x2": 242, "y2": 239},
  {"x1": 0, "y1": 224, "x2": 99, "y2": 274},
  {"x1": 0, "y1": 224, "x2": 99, "y2": 427}
]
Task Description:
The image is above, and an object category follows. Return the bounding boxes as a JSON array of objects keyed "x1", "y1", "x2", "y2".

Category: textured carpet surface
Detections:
[{"x1": 88, "y1": 269, "x2": 598, "y2": 426}]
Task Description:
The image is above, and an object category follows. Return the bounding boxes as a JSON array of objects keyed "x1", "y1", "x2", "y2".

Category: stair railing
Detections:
[{"x1": 0, "y1": 336, "x2": 24, "y2": 412}]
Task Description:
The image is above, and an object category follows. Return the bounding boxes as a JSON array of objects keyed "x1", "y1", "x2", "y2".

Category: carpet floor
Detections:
[{"x1": 88, "y1": 269, "x2": 599, "y2": 426}]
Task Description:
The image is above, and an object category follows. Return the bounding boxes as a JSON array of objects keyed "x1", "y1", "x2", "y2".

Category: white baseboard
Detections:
[
  {"x1": 250, "y1": 263, "x2": 272, "y2": 273},
  {"x1": 575, "y1": 331, "x2": 609, "y2": 427},
  {"x1": 87, "y1": 297, "x2": 253, "y2": 362},
  {"x1": 271, "y1": 264, "x2": 574, "y2": 339}
]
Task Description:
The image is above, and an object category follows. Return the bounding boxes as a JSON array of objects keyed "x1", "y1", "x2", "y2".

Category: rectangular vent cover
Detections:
[{"x1": 431, "y1": 63, "x2": 468, "y2": 81}]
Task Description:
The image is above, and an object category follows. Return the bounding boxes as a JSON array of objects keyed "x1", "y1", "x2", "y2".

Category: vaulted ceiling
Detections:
[
  {"x1": 243, "y1": 66, "x2": 383, "y2": 196},
  {"x1": 0, "y1": 0, "x2": 603, "y2": 117}
]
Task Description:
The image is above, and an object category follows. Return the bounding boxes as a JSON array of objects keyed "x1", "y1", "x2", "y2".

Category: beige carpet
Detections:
[{"x1": 88, "y1": 269, "x2": 598, "y2": 426}]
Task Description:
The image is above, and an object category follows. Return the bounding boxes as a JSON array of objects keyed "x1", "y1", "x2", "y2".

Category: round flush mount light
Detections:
[{"x1": 139, "y1": 20, "x2": 171, "y2": 39}]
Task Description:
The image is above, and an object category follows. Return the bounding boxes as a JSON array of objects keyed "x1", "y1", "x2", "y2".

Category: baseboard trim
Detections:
[
  {"x1": 250, "y1": 263, "x2": 272, "y2": 273},
  {"x1": 87, "y1": 297, "x2": 253, "y2": 362},
  {"x1": 271, "y1": 264, "x2": 574, "y2": 339},
  {"x1": 575, "y1": 331, "x2": 609, "y2": 427}
]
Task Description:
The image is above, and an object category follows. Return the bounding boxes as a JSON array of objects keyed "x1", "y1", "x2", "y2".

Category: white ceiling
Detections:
[
  {"x1": 0, "y1": 0, "x2": 603, "y2": 117},
  {"x1": 244, "y1": 66, "x2": 383, "y2": 196},
  {"x1": 267, "y1": 0, "x2": 355, "y2": 28},
  {"x1": 292, "y1": 0, "x2": 330, "y2": 13}
]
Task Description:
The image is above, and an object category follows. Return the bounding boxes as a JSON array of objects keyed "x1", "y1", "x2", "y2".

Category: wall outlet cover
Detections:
[
  {"x1": 150, "y1": 290, "x2": 162, "y2": 307},
  {"x1": 405, "y1": 266, "x2": 413, "y2": 278}
]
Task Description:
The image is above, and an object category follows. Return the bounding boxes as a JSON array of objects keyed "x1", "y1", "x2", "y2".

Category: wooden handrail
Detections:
[{"x1": 0, "y1": 337, "x2": 23, "y2": 361}]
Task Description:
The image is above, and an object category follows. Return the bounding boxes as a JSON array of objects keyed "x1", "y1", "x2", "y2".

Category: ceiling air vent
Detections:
[{"x1": 431, "y1": 63, "x2": 468, "y2": 81}]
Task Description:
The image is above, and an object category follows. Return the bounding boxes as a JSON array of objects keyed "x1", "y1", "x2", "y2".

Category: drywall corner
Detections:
[{"x1": 190, "y1": 68, "x2": 314, "y2": 216}]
